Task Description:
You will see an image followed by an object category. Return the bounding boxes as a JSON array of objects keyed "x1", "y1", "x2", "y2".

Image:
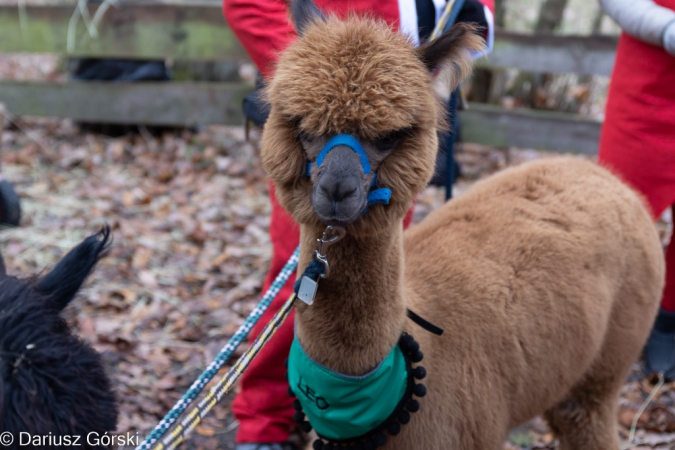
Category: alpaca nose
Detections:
[{"x1": 318, "y1": 173, "x2": 359, "y2": 203}]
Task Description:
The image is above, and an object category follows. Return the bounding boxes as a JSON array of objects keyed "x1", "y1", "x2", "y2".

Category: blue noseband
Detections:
[{"x1": 306, "y1": 134, "x2": 392, "y2": 209}]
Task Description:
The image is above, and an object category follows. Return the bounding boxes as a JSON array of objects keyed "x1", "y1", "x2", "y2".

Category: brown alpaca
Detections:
[{"x1": 261, "y1": 2, "x2": 665, "y2": 449}]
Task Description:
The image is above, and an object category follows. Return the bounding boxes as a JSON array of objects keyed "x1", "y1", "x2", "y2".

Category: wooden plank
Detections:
[
  {"x1": 0, "y1": 81, "x2": 251, "y2": 126},
  {"x1": 1, "y1": 1, "x2": 617, "y2": 76},
  {"x1": 459, "y1": 103, "x2": 601, "y2": 154},
  {"x1": 0, "y1": 80, "x2": 601, "y2": 153},
  {"x1": 0, "y1": 1, "x2": 248, "y2": 61},
  {"x1": 480, "y1": 31, "x2": 618, "y2": 76}
]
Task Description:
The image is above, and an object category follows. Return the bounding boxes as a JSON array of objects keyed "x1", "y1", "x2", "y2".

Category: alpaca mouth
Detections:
[
  {"x1": 312, "y1": 194, "x2": 368, "y2": 226},
  {"x1": 320, "y1": 215, "x2": 361, "y2": 227}
]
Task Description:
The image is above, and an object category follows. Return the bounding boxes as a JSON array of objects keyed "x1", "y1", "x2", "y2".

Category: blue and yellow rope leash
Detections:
[
  {"x1": 145, "y1": 240, "x2": 332, "y2": 450},
  {"x1": 430, "y1": 0, "x2": 464, "y2": 40},
  {"x1": 151, "y1": 292, "x2": 299, "y2": 450},
  {"x1": 137, "y1": 247, "x2": 300, "y2": 450}
]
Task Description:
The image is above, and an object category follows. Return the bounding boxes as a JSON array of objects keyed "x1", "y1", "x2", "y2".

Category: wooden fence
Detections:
[{"x1": 0, "y1": 0, "x2": 618, "y2": 154}]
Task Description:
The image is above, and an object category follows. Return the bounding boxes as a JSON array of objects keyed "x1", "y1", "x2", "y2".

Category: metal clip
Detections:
[
  {"x1": 312, "y1": 225, "x2": 346, "y2": 279},
  {"x1": 298, "y1": 226, "x2": 346, "y2": 306}
]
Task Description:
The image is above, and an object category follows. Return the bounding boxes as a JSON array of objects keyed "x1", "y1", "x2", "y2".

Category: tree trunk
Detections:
[
  {"x1": 576, "y1": 6, "x2": 605, "y2": 97},
  {"x1": 469, "y1": 69, "x2": 493, "y2": 103},
  {"x1": 535, "y1": 0, "x2": 569, "y2": 33},
  {"x1": 469, "y1": 1, "x2": 508, "y2": 104},
  {"x1": 494, "y1": 0, "x2": 506, "y2": 28},
  {"x1": 590, "y1": 7, "x2": 605, "y2": 35}
]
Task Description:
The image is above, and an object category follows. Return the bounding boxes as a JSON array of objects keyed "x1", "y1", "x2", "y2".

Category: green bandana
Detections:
[{"x1": 288, "y1": 336, "x2": 408, "y2": 441}]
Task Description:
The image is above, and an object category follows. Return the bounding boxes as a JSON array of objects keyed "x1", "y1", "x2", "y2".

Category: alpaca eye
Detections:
[
  {"x1": 288, "y1": 117, "x2": 312, "y2": 146},
  {"x1": 376, "y1": 128, "x2": 411, "y2": 152},
  {"x1": 298, "y1": 130, "x2": 314, "y2": 146}
]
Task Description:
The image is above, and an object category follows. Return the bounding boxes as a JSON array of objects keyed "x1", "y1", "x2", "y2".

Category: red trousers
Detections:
[
  {"x1": 598, "y1": 3, "x2": 675, "y2": 311},
  {"x1": 230, "y1": 183, "x2": 299, "y2": 443}
]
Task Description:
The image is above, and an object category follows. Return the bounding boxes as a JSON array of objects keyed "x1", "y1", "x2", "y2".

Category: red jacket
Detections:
[{"x1": 598, "y1": 0, "x2": 675, "y2": 219}]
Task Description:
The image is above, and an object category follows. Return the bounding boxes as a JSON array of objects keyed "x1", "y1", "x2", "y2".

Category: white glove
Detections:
[{"x1": 665, "y1": 20, "x2": 675, "y2": 56}]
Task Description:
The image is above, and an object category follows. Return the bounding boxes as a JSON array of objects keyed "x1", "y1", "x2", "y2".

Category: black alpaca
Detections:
[{"x1": 0, "y1": 227, "x2": 117, "y2": 449}]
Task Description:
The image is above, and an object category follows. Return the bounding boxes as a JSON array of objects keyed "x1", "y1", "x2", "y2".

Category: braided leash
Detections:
[
  {"x1": 150, "y1": 292, "x2": 299, "y2": 450},
  {"x1": 430, "y1": 0, "x2": 461, "y2": 40},
  {"x1": 137, "y1": 247, "x2": 300, "y2": 450}
]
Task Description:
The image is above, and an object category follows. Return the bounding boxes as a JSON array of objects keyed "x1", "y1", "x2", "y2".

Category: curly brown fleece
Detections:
[
  {"x1": 263, "y1": 16, "x2": 480, "y2": 238},
  {"x1": 261, "y1": 9, "x2": 665, "y2": 450}
]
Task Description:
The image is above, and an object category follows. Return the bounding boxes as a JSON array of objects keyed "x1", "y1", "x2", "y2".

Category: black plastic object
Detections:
[
  {"x1": 72, "y1": 58, "x2": 170, "y2": 82},
  {"x1": 0, "y1": 179, "x2": 21, "y2": 227}
]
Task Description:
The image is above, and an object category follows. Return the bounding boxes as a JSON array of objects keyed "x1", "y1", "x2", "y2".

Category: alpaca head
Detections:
[
  {"x1": 0, "y1": 227, "x2": 118, "y2": 443},
  {"x1": 261, "y1": 0, "x2": 484, "y2": 236}
]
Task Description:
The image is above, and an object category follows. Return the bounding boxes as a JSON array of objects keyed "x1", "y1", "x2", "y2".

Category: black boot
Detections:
[{"x1": 644, "y1": 308, "x2": 675, "y2": 381}]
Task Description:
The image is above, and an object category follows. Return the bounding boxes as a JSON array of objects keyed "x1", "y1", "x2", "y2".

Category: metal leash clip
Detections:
[
  {"x1": 297, "y1": 226, "x2": 346, "y2": 305},
  {"x1": 312, "y1": 225, "x2": 346, "y2": 278}
]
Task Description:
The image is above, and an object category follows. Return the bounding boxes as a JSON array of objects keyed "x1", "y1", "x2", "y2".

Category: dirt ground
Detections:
[{"x1": 1, "y1": 118, "x2": 674, "y2": 449}]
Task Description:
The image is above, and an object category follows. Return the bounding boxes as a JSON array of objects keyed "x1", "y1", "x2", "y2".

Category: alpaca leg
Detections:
[
  {"x1": 547, "y1": 248, "x2": 660, "y2": 450},
  {"x1": 545, "y1": 382, "x2": 622, "y2": 450},
  {"x1": 545, "y1": 321, "x2": 636, "y2": 450}
]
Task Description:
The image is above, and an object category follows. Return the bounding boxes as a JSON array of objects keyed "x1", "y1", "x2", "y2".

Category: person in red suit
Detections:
[
  {"x1": 597, "y1": 0, "x2": 675, "y2": 379},
  {"x1": 222, "y1": 1, "x2": 494, "y2": 449}
]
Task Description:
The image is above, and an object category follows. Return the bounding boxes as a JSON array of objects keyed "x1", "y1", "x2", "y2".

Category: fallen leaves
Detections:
[
  {"x1": 1, "y1": 116, "x2": 673, "y2": 450},
  {"x1": 1, "y1": 118, "x2": 267, "y2": 449}
]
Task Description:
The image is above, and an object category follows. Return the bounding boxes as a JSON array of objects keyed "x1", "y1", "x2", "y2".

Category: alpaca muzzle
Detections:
[
  {"x1": 312, "y1": 146, "x2": 368, "y2": 225},
  {"x1": 307, "y1": 134, "x2": 392, "y2": 225}
]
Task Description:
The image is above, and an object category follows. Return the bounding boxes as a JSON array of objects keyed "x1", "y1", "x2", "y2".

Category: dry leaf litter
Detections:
[{"x1": 1, "y1": 115, "x2": 673, "y2": 450}]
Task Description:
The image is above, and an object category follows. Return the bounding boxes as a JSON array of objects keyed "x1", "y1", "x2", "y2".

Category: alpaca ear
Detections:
[
  {"x1": 290, "y1": 0, "x2": 326, "y2": 36},
  {"x1": 417, "y1": 23, "x2": 485, "y2": 90},
  {"x1": 36, "y1": 226, "x2": 111, "y2": 311},
  {"x1": 0, "y1": 252, "x2": 5, "y2": 276}
]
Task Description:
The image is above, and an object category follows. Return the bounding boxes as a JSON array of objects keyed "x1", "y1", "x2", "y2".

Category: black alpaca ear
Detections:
[
  {"x1": 0, "y1": 252, "x2": 5, "y2": 276},
  {"x1": 417, "y1": 23, "x2": 485, "y2": 90},
  {"x1": 36, "y1": 226, "x2": 111, "y2": 311},
  {"x1": 290, "y1": 0, "x2": 325, "y2": 36}
]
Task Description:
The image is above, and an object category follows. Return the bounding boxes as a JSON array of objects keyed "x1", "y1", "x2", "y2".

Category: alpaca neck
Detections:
[{"x1": 295, "y1": 222, "x2": 407, "y2": 376}]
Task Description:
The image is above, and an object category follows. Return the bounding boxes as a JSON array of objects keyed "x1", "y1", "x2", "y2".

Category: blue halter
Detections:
[{"x1": 305, "y1": 134, "x2": 392, "y2": 209}]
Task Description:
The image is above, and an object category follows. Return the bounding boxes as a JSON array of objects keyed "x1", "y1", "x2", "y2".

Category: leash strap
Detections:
[
  {"x1": 294, "y1": 259, "x2": 325, "y2": 292},
  {"x1": 406, "y1": 309, "x2": 444, "y2": 336},
  {"x1": 138, "y1": 247, "x2": 300, "y2": 450},
  {"x1": 149, "y1": 250, "x2": 332, "y2": 449},
  {"x1": 430, "y1": 0, "x2": 466, "y2": 41},
  {"x1": 149, "y1": 293, "x2": 299, "y2": 450}
]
